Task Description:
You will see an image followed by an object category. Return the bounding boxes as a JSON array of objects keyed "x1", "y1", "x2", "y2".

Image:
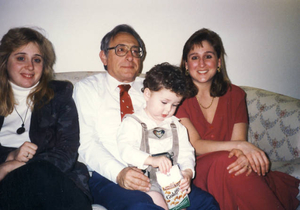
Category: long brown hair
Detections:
[
  {"x1": 180, "y1": 28, "x2": 231, "y2": 98},
  {"x1": 0, "y1": 27, "x2": 55, "y2": 116}
]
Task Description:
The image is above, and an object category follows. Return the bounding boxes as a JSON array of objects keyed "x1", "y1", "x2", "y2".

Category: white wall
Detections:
[{"x1": 1, "y1": 0, "x2": 299, "y2": 99}]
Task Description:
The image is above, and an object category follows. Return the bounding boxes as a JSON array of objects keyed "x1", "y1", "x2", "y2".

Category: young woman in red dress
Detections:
[{"x1": 176, "y1": 28, "x2": 300, "y2": 210}]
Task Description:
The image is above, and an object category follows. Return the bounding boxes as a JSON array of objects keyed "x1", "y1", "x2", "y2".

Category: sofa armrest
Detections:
[{"x1": 241, "y1": 86, "x2": 300, "y2": 162}]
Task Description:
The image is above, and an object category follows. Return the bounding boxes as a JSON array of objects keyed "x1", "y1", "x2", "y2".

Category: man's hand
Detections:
[{"x1": 117, "y1": 167, "x2": 151, "y2": 192}]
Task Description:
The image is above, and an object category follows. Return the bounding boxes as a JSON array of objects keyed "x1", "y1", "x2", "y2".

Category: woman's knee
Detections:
[
  {"x1": 196, "y1": 151, "x2": 237, "y2": 171},
  {"x1": 210, "y1": 151, "x2": 236, "y2": 164},
  {"x1": 26, "y1": 160, "x2": 61, "y2": 177}
]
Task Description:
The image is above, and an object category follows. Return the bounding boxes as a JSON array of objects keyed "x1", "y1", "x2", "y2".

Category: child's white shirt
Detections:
[{"x1": 117, "y1": 107, "x2": 195, "y2": 177}]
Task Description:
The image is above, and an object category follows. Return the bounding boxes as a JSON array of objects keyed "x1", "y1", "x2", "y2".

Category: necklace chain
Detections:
[
  {"x1": 14, "y1": 105, "x2": 30, "y2": 134},
  {"x1": 196, "y1": 96, "x2": 215, "y2": 109}
]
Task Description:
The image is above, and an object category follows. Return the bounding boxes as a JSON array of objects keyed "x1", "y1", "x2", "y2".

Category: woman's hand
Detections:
[
  {"x1": 0, "y1": 160, "x2": 25, "y2": 181},
  {"x1": 6, "y1": 142, "x2": 38, "y2": 163},
  {"x1": 237, "y1": 141, "x2": 270, "y2": 176},
  {"x1": 231, "y1": 123, "x2": 269, "y2": 176},
  {"x1": 180, "y1": 169, "x2": 193, "y2": 193},
  {"x1": 227, "y1": 149, "x2": 252, "y2": 176}
]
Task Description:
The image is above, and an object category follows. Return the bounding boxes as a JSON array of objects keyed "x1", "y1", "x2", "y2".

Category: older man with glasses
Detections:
[{"x1": 73, "y1": 24, "x2": 219, "y2": 210}]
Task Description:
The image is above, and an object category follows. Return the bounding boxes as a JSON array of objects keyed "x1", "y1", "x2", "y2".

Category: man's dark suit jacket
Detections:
[{"x1": 0, "y1": 80, "x2": 91, "y2": 200}]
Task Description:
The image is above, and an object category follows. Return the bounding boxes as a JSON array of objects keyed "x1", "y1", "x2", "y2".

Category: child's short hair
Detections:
[{"x1": 142, "y1": 62, "x2": 188, "y2": 97}]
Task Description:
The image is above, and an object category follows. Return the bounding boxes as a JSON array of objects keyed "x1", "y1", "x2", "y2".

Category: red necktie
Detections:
[{"x1": 118, "y1": 84, "x2": 134, "y2": 120}]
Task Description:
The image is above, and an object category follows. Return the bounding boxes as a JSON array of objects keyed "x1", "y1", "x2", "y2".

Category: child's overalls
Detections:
[{"x1": 125, "y1": 114, "x2": 179, "y2": 193}]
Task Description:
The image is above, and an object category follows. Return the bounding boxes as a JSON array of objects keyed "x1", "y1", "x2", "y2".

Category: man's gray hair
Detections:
[{"x1": 100, "y1": 24, "x2": 146, "y2": 60}]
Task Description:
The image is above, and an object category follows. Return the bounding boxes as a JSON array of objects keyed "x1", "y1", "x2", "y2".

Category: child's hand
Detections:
[
  {"x1": 180, "y1": 169, "x2": 193, "y2": 193},
  {"x1": 145, "y1": 156, "x2": 172, "y2": 174}
]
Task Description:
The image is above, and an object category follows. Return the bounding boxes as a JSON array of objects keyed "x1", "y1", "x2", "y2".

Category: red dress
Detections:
[{"x1": 176, "y1": 85, "x2": 300, "y2": 210}]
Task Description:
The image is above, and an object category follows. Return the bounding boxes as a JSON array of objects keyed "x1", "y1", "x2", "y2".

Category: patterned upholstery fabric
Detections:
[
  {"x1": 241, "y1": 86, "x2": 300, "y2": 179},
  {"x1": 55, "y1": 72, "x2": 300, "y2": 181}
]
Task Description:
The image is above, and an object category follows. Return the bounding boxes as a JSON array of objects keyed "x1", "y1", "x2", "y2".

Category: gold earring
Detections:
[
  {"x1": 185, "y1": 69, "x2": 189, "y2": 76},
  {"x1": 217, "y1": 67, "x2": 221, "y2": 73}
]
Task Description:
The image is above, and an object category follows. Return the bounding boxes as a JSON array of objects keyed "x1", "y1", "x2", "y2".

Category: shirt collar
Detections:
[{"x1": 105, "y1": 72, "x2": 138, "y2": 93}]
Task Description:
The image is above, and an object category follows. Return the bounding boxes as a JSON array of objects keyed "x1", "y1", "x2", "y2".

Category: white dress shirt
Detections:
[
  {"x1": 117, "y1": 108, "x2": 195, "y2": 177},
  {"x1": 73, "y1": 72, "x2": 145, "y2": 183}
]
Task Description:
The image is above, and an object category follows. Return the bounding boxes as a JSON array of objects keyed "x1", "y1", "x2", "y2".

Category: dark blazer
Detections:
[{"x1": 0, "y1": 80, "x2": 91, "y2": 200}]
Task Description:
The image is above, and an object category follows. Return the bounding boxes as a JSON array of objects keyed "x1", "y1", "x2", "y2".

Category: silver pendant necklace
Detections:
[{"x1": 14, "y1": 105, "x2": 30, "y2": 135}]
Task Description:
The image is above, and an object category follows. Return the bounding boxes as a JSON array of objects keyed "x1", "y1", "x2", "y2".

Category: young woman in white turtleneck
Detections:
[
  {"x1": 0, "y1": 82, "x2": 37, "y2": 148},
  {"x1": 0, "y1": 27, "x2": 92, "y2": 210}
]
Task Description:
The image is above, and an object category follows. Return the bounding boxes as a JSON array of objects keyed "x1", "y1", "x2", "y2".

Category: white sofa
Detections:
[{"x1": 55, "y1": 71, "x2": 300, "y2": 209}]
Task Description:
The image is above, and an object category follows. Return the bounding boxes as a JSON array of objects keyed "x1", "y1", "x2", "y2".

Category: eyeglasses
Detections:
[{"x1": 107, "y1": 44, "x2": 143, "y2": 58}]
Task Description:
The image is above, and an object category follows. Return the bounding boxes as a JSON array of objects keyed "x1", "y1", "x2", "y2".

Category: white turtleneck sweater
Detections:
[{"x1": 0, "y1": 82, "x2": 38, "y2": 148}]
